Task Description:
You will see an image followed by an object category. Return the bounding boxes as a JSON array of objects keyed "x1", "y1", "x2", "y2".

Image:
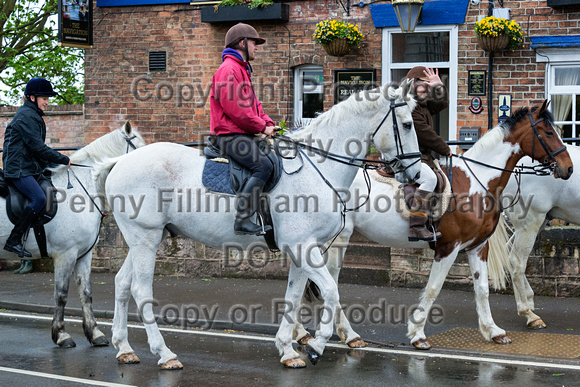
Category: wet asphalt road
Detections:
[{"x1": 0, "y1": 311, "x2": 579, "y2": 386}]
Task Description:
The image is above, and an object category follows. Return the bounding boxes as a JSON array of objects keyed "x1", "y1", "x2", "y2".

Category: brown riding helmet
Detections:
[
  {"x1": 406, "y1": 66, "x2": 428, "y2": 82},
  {"x1": 225, "y1": 23, "x2": 266, "y2": 48}
]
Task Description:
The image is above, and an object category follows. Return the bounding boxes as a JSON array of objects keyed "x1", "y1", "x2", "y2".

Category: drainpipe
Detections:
[{"x1": 487, "y1": 1, "x2": 494, "y2": 131}]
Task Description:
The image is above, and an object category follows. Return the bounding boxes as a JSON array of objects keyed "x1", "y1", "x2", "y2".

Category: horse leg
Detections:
[
  {"x1": 509, "y1": 216, "x2": 547, "y2": 329},
  {"x1": 74, "y1": 250, "x2": 109, "y2": 346},
  {"x1": 129, "y1": 230, "x2": 182, "y2": 370},
  {"x1": 112, "y1": 251, "x2": 140, "y2": 364},
  {"x1": 300, "y1": 245, "x2": 341, "y2": 364},
  {"x1": 407, "y1": 246, "x2": 460, "y2": 349},
  {"x1": 467, "y1": 244, "x2": 511, "y2": 344},
  {"x1": 276, "y1": 262, "x2": 309, "y2": 368},
  {"x1": 52, "y1": 252, "x2": 79, "y2": 348}
]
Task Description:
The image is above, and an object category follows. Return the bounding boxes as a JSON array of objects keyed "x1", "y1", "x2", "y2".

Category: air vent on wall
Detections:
[{"x1": 149, "y1": 51, "x2": 167, "y2": 72}]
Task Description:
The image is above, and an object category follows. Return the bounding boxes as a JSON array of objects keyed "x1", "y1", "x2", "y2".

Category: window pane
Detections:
[
  {"x1": 552, "y1": 94, "x2": 573, "y2": 122},
  {"x1": 303, "y1": 93, "x2": 323, "y2": 119},
  {"x1": 392, "y1": 32, "x2": 449, "y2": 63},
  {"x1": 303, "y1": 70, "x2": 323, "y2": 90},
  {"x1": 555, "y1": 67, "x2": 580, "y2": 86}
]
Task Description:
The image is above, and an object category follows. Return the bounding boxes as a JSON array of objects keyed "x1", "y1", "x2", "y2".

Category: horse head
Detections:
[
  {"x1": 374, "y1": 80, "x2": 421, "y2": 185},
  {"x1": 510, "y1": 101, "x2": 573, "y2": 180}
]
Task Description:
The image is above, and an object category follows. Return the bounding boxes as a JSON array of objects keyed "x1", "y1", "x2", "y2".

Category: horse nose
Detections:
[
  {"x1": 568, "y1": 165, "x2": 574, "y2": 178},
  {"x1": 413, "y1": 170, "x2": 421, "y2": 184}
]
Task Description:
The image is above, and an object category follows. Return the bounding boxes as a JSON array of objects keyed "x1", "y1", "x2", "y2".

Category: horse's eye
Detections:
[
  {"x1": 403, "y1": 122, "x2": 413, "y2": 131},
  {"x1": 546, "y1": 130, "x2": 554, "y2": 137}
]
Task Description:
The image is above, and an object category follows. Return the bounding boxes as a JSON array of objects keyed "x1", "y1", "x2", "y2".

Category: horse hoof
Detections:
[
  {"x1": 305, "y1": 345, "x2": 321, "y2": 365},
  {"x1": 412, "y1": 338, "x2": 431, "y2": 350},
  {"x1": 159, "y1": 358, "x2": 183, "y2": 370},
  {"x1": 59, "y1": 338, "x2": 76, "y2": 348},
  {"x1": 347, "y1": 337, "x2": 367, "y2": 348},
  {"x1": 282, "y1": 357, "x2": 306, "y2": 368},
  {"x1": 91, "y1": 336, "x2": 110, "y2": 347},
  {"x1": 117, "y1": 352, "x2": 141, "y2": 364},
  {"x1": 492, "y1": 334, "x2": 512, "y2": 345},
  {"x1": 527, "y1": 319, "x2": 547, "y2": 330},
  {"x1": 297, "y1": 334, "x2": 313, "y2": 346}
]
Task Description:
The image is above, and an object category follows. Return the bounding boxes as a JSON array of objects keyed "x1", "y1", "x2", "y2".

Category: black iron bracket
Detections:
[{"x1": 337, "y1": 0, "x2": 351, "y2": 16}]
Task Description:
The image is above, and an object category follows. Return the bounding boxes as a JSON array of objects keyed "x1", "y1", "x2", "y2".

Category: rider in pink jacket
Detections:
[{"x1": 210, "y1": 23, "x2": 276, "y2": 236}]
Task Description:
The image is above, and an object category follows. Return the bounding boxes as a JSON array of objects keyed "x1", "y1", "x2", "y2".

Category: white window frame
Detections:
[
  {"x1": 294, "y1": 65, "x2": 324, "y2": 127},
  {"x1": 538, "y1": 50, "x2": 580, "y2": 139},
  {"x1": 381, "y1": 24, "x2": 459, "y2": 143}
]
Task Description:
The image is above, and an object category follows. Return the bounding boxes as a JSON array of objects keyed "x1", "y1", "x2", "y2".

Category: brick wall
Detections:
[
  {"x1": 4, "y1": 0, "x2": 577, "y2": 296},
  {"x1": 458, "y1": 1, "x2": 580, "y2": 131}
]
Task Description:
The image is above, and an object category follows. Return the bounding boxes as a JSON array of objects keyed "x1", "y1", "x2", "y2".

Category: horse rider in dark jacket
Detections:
[{"x1": 3, "y1": 77, "x2": 71, "y2": 258}]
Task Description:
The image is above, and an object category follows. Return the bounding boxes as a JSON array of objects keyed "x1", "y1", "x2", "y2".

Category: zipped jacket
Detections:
[
  {"x1": 210, "y1": 55, "x2": 274, "y2": 136},
  {"x1": 2, "y1": 100, "x2": 70, "y2": 178}
]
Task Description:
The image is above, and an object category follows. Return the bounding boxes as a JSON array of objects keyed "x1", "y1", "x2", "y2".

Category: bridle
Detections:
[
  {"x1": 529, "y1": 112, "x2": 566, "y2": 170},
  {"x1": 123, "y1": 133, "x2": 138, "y2": 153},
  {"x1": 371, "y1": 98, "x2": 422, "y2": 173}
]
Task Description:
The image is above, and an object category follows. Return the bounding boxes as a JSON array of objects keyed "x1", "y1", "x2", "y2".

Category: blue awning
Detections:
[
  {"x1": 370, "y1": 0, "x2": 470, "y2": 28},
  {"x1": 97, "y1": 0, "x2": 189, "y2": 7},
  {"x1": 530, "y1": 35, "x2": 580, "y2": 48}
]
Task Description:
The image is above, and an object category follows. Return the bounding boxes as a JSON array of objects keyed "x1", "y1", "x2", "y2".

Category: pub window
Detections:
[
  {"x1": 382, "y1": 25, "x2": 458, "y2": 143},
  {"x1": 294, "y1": 65, "x2": 324, "y2": 127},
  {"x1": 547, "y1": 64, "x2": 580, "y2": 143}
]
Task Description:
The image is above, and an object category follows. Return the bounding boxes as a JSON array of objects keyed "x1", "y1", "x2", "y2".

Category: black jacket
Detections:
[{"x1": 2, "y1": 100, "x2": 70, "y2": 178}]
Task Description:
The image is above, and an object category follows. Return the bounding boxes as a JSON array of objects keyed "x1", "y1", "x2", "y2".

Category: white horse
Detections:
[
  {"x1": 294, "y1": 103, "x2": 574, "y2": 350},
  {"x1": 486, "y1": 145, "x2": 580, "y2": 329},
  {"x1": 100, "y1": 82, "x2": 422, "y2": 369},
  {"x1": 0, "y1": 122, "x2": 145, "y2": 347}
]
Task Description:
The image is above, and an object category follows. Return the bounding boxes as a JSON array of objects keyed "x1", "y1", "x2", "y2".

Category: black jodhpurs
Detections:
[{"x1": 216, "y1": 134, "x2": 273, "y2": 183}]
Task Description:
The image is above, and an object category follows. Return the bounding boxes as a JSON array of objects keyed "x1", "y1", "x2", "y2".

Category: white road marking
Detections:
[
  {"x1": 2, "y1": 311, "x2": 579, "y2": 372},
  {"x1": 0, "y1": 366, "x2": 135, "y2": 387}
]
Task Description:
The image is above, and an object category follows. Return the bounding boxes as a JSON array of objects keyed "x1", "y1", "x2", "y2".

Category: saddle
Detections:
[
  {"x1": 0, "y1": 169, "x2": 57, "y2": 258},
  {"x1": 201, "y1": 137, "x2": 282, "y2": 251},
  {"x1": 372, "y1": 160, "x2": 451, "y2": 224}
]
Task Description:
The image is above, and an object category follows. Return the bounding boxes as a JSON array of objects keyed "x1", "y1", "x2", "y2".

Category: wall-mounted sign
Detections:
[
  {"x1": 469, "y1": 96, "x2": 483, "y2": 114},
  {"x1": 498, "y1": 94, "x2": 512, "y2": 123},
  {"x1": 468, "y1": 70, "x2": 486, "y2": 96},
  {"x1": 334, "y1": 69, "x2": 377, "y2": 104},
  {"x1": 58, "y1": 0, "x2": 93, "y2": 49}
]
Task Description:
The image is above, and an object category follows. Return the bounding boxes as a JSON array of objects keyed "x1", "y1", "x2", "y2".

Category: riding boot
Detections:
[
  {"x1": 13, "y1": 260, "x2": 25, "y2": 274},
  {"x1": 234, "y1": 177, "x2": 273, "y2": 236},
  {"x1": 4, "y1": 206, "x2": 37, "y2": 258},
  {"x1": 408, "y1": 189, "x2": 442, "y2": 242},
  {"x1": 19, "y1": 260, "x2": 33, "y2": 274}
]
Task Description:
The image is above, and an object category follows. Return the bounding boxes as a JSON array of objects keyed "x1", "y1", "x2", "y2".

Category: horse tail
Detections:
[
  {"x1": 487, "y1": 213, "x2": 514, "y2": 290},
  {"x1": 303, "y1": 279, "x2": 322, "y2": 303},
  {"x1": 92, "y1": 156, "x2": 122, "y2": 197}
]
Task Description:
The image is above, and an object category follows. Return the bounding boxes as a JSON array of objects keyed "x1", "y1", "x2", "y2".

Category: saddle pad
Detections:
[
  {"x1": 368, "y1": 169, "x2": 451, "y2": 221},
  {"x1": 202, "y1": 159, "x2": 235, "y2": 195}
]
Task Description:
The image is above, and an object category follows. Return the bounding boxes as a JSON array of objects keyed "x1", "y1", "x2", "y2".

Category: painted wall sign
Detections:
[
  {"x1": 468, "y1": 70, "x2": 486, "y2": 96},
  {"x1": 469, "y1": 96, "x2": 484, "y2": 114},
  {"x1": 498, "y1": 94, "x2": 512, "y2": 123},
  {"x1": 334, "y1": 69, "x2": 377, "y2": 104},
  {"x1": 58, "y1": 0, "x2": 93, "y2": 49}
]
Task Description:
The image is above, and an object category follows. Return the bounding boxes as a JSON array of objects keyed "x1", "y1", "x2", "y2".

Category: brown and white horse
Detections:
[{"x1": 295, "y1": 101, "x2": 573, "y2": 350}]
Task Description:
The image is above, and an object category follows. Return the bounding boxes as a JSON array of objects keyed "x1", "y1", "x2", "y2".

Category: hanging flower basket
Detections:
[
  {"x1": 476, "y1": 33, "x2": 510, "y2": 52},
  {"x1": 322, "y1": 38, "x2": 352, "y2": 57}
]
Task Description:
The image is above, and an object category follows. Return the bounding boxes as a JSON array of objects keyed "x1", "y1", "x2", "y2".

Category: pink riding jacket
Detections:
[{"x1": 210, "y1": 55, "x2": 274, "y2": 136}]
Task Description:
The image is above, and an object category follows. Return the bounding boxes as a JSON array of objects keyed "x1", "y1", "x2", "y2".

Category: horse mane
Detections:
[
  {"x1": 70, "y1": 128, "x2": 141, "y2": 164},
  {"x1": 288, "y1": 82, "x2": 415, "y2": 140},
  {"x1": 465, "y1": 105, "x2": 552, "y2": 159}
]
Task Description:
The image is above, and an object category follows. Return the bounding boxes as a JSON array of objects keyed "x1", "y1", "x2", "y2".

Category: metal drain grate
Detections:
[{"x1": 428, "y1": 327, "x2": 580, "y2": 359}]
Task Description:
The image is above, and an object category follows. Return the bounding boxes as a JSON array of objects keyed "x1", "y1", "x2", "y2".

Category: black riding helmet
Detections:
[{"x1": 24, "y1": 77, "x2": 58, "y2": 97}]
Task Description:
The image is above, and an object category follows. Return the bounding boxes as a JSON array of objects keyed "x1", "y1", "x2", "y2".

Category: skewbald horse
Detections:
[{"x1": 295, "y1": 101, "x2": 573, "y2": 350}]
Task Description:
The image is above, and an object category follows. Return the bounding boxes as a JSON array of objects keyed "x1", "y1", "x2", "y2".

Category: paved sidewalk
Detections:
[{"x1": 1, "y1": 270, "x2": 579, "y2": 347}]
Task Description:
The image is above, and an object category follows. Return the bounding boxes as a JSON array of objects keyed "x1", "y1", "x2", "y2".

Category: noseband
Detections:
[
  {"x1": 371, "y1": 99, "x2": 421, "y2": 173},
  {"x1": 124, "y1": 133, "x2": 138, "y2": 153},
  {"x1": 528, "y1": 113, "x2": 566, "y2": 169}
]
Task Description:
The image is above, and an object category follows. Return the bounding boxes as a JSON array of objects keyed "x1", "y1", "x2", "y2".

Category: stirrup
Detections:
[{"x1": 256, "y1": 213, "x2": 272, "y2": 236}]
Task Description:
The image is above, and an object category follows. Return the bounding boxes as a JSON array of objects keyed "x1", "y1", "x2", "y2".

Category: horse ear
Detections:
[
  {"x1": 539, "y1": 99, "x2": 550, "y2": 115},
  {"x1": 124, "y1": 121, "x2": 132, "y2": 135}
]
